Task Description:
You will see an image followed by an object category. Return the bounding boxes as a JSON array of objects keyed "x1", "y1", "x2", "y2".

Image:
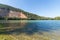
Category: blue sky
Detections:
[{"x1": 0, "y1": 0, "x2": 60, "y2": 17}]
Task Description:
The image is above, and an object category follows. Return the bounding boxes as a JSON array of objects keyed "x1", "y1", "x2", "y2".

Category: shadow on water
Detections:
[{"x1": 0, "y1": 20, "x2": 53, "y2": 35}]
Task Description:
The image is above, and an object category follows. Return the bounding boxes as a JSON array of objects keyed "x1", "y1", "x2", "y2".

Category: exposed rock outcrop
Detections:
[{"x1": 0, "y1": 8, "x2": 27, "y2": 19}]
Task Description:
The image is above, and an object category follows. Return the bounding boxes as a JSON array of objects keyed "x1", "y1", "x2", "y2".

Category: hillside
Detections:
[
  {"x1": 0, "y1": 4, "x2": 54, "y2": 20},
  {"x1": 0, "y1": 4, "x2": 23, "y2": 12}
]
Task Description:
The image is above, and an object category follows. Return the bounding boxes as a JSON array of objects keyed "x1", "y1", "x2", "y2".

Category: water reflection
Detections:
[{"x1": 0, "y1": 20, "x2": 53, "y2": 35}]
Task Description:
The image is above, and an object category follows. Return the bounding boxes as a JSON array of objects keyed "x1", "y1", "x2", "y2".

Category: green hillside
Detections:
[
  {"x1": 0, "y1": 4, "x2": 57, "y2": 20},
  {"x1": 0, "y1": 4, "x2": 24, "y2": 12}
]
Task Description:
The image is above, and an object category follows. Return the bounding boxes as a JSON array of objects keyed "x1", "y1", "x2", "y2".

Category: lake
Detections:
[{"x1": 0, "y1": 20, "x2": 60, "y2": 40}]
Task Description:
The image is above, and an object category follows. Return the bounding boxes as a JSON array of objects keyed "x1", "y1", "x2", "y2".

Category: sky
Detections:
[{"x1": 0, "y1": 0, "x2": 60, "y2": 17}]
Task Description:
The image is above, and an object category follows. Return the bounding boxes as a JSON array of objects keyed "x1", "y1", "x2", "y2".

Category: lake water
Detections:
[{"x1": 0, "y1": 20, "x2": 60, "y2": 40}]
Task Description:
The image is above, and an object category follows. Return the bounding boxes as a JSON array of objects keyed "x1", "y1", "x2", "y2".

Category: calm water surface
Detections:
[
  {"x1": 0, "y1": 20, "x2": 60, "y2": 34},
  {"x1": 0, "y1": 20, "x2": 60, "y2": 40}
]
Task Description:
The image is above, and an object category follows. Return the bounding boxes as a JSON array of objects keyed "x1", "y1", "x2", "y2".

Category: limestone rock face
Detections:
[
  {"x1": 19, "y1": 12, "x2": 27, "y2": 18},
  {"x1": 8, "y1": 11, "x2": 27, "y2": 18},
  {"x1": 0, "y1": 8, "x2": 9, "y2": 17},
  {"x1": 0, "y1": 8, "x2": 27, "y2": 19}
]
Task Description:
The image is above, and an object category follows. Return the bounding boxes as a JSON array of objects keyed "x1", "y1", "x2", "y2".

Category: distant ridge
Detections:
[
  {"x1": 0, "y1": 4, "x2": 54, "y2": 20},
  {"x1": 0, "y1": 4, "x2": 24, "y2": 12}
]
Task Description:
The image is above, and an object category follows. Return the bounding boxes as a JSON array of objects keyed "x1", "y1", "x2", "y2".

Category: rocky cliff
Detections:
[
  {"x1": 0, "y1": 6, "x2": 27, "y2": 19},
  {"x1": 8, "y1": 11, "x2": 27, "y2": 18}
]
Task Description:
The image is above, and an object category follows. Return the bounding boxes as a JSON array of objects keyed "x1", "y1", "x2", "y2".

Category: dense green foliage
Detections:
[
  {"x1": 54, "y1": 17, "x2": 60, "y2": 20},
  {"x1": 0, "y1": 4, "x2": 60, "y2": 20},
  {"x1": 23, "y1": 12, "x2": 54, "y2": 20}
]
